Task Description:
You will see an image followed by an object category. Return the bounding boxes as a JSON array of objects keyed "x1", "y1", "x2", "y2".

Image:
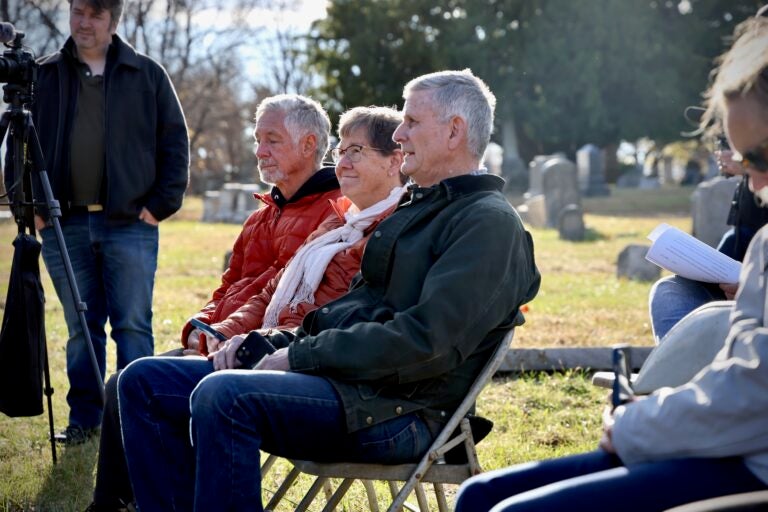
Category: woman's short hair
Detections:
[
  {"x1": 338, "y1": 106, "x2": 407, "y2": 184},
  {"x1": 403, "y1": 69, "x2": 496, "y2": 160},
  {"x1": 255, "y1": 95, "x2": 331, "y2": 169}
]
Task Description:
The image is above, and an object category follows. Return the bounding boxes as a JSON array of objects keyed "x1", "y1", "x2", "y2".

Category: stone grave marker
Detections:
[
  {"x1": 576, "y1": 144, "x2": 610, "y2": 196},
  {"x1": 541, "y1": 156, "x2": 580, "y2": 228},
  {"x1": 617, "y1": 244, "x2": 660, "y2": 282},
  {"x1": 691, "y1": 176, "x2": 740, "y2": 248}
]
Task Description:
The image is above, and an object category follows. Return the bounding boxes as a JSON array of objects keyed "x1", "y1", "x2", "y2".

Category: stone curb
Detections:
[{"x1": 499, "y1": 346, "x2": 653, "y2": 373}]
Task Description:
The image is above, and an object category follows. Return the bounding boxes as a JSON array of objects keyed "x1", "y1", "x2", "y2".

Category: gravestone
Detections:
[
  {"x1": 202, "y1": 183, "x2": 262, "y2": 224},
  {"x1": 526, "y1": 155, "x2": 549, "y2": 197},
  {"x1": 576, "y1": 144, "x2": 610, "y2": 196},
  {"x1": 658, "y1": 156, "x2": 675, "y2": 185},
  {"x1": 558, "y1": 204, "x2": 585, "y2": 241},
  {"x1": 520, "y1": 194, "x2": 547, "y2": 228},
  {"x1": 526, "y1": 153, "x2": 566, "y2": 198},
  {"x1": 202, "y1": 190, "x2": 221, "y2": 222},
  {"x1": 482, "y1": 142, "x2": 504, "y2": 176},
  {"x1": 541, "y1": 156, "x2": 580, "y2": 228},
  {"x1": 617, "y1": 244, "x2": 660, "y2": 282},
  {"x1": 691, "y1": 176, "x2": 740, "y2": 248}
]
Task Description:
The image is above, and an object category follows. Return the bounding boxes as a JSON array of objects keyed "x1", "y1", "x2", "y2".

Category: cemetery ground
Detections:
[{"x1": 0, "y1": 186, "x2": 694, "y2": 511}]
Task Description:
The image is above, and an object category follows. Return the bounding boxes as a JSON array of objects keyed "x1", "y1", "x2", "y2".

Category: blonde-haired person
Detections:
[{"x1": 455, "y1": 14, "x2": 768, "y2": 512}]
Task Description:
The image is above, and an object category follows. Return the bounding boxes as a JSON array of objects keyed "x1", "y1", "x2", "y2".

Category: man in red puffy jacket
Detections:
[
  {"x1": 181, "y1": 94, "x2": 341, "y2": 355},
  {"x1": 86, "y1": 94, "x2": 340, "y2": 511}
]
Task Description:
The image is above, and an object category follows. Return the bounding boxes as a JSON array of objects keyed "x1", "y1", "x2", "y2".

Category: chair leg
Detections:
[
  {"x1": 265, "y1": 465, "x2": 302, "y2": 511},
  {"x1": 321, "y1": 478, "x2": 354, "y2": 512},
  {"x1": 460, "y1": 418, "x2": 483, "y2": 475},
  {"x1": 434, "y1": 483, "x2": 450, "y2": 512},
  {"x1": 261, "y1": 453, "x2": 278, "y2": 477},
  {"x1": 414, "y1": 483, "x2": 429, "y2": 511},
  {"x1": 295, "y1": 476, "x2": 329, "y2": 511},
  {"x1": 362, "y1": 479, "x2": 380, "y2": 512}
]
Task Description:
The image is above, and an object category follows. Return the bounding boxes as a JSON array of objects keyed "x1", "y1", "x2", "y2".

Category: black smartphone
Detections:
[
  {"x1": 611, "y1": 344, "x2": 634, "y2": 410},
  {"x1": 189, "y1": 317, "x2": 228, "y2": 342}
]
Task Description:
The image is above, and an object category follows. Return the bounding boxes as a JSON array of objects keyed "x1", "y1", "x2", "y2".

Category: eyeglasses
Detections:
[
  {"x1": 733, "y1": 139, "x2": 768, "y2": 173},
  {"x1": 331, "y1": 144, "x2": 386, "y2": 164}
]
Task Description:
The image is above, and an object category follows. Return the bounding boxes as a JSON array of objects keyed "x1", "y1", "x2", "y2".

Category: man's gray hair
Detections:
[
  {"x1": 255, "y1": 94, "x2": 331, "y2": 168},
  {"x1": 403, "y1": 69, "x2": 496, "y2": 159}
]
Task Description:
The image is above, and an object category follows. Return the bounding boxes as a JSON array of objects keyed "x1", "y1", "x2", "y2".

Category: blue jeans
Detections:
[
  {"x1": 41, "y1": 212, "x2": 157, "y2": 428},
  {"x1": 648, "y1": 275, "x2": 725, "y2": 344},
  {"x1": 454, "y1": 450, "x2": 767, "y2": 512},
  {"x1": 118, "y1": 357, "x2": 434, "y2": 512}
]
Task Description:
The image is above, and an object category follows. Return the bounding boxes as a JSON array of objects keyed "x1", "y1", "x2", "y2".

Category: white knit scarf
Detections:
[{"x1": 262, "y1": 185, "x2": 406, "y2": 328}]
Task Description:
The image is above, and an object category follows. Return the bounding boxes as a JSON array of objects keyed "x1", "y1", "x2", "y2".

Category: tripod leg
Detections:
[
  {"x1": 42, "y1": 339, "x2": 56, "y2": 464},
  {"x1": 26, "y1": 113, "x2": 105, "y2": 403}
]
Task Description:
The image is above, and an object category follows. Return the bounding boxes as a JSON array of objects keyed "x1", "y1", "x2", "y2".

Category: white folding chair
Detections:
[{"x1": 262, "y1": 329, "x2": 515, "y2": 512}]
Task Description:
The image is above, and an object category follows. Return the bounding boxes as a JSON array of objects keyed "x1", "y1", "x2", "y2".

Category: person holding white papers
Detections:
[{"x1": 455, "y1": 13, "x2": 768, "y2": 512}]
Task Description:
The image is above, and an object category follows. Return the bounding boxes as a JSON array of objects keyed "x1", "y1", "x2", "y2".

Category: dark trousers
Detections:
[
  {"x1": 455, "y1": 450, "x2": 767, "y2": 512},
  {"x1": 93, "y1": 371, "x2": 133, "y2": 507}
]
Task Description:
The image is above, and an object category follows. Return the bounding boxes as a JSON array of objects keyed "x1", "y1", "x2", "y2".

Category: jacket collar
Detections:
[
  {"x1": 58, "y1": 34, "x2": 142, "y2": 70},
  {"x1": 403, "y1": 173, "x2": 505, "y2": 205},
  {"x1": 259, "y1": 166, "x2": 340, "y2": 209}
]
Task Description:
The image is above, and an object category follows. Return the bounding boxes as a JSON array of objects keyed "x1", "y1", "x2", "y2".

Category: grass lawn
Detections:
[{"x1": 0, "y1": 186, "x2": 695, "y2": 511}]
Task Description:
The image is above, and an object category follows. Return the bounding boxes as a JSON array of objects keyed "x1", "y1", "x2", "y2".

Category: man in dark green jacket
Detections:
[{"x1": 118, "y1": 69, "x2": 540, "y2": 512}]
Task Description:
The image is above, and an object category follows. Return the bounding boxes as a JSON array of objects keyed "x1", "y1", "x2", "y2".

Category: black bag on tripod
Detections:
[{"x1": 0, "y1": 232, "x2": 46, "y2": 417}]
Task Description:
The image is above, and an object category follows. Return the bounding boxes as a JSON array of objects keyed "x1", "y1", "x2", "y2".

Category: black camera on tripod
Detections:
[{"x1": 0, "y1": 24, "x2": 36, "y2": 106}]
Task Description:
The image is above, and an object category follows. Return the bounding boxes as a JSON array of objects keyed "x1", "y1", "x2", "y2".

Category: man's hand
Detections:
[
  {"x1": 205, "y1": 331, "x2": 225, "y2": 354},
  {"x1": 598, "y1": 405, "x2": 616, "y2": 453},
  {"x1": 139, "y1": 207, "x2": 159, "y2": 226},
  {"x1": 186, "y1": 328, "x2": 203, "y2": 351},
  {"x1": 34, "y1": 215, "x2": 47, "y2": 232},
  {"x1": 719, "y1": 282, "x2": 738, "y2": 300},
  {"x1": 209, "y1": 335, "x2": 246, "y2": 371},
  {"x1": 253, "y1": 347, "x2": 290, "y2": 371}
]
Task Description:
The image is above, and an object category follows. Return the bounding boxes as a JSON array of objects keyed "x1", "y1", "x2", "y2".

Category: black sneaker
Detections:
[{"x1": 54, "y1": 425, "x2": 100, "y2": 446}]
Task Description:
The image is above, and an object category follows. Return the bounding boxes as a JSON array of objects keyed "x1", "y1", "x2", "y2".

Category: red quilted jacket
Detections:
[
  {"x1": 181, "y1": 169, "x2": 340, "y2": 351},
  {"x1": 209, "y1": 197, "x2": 395, "y2": 338}
]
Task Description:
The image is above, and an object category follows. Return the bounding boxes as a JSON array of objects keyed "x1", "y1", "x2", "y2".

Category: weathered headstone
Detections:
[
  {"x1": 558, "y1": 204, "x2": 585, "y2": 241},
  {"x1": 526, "y1": 155, "x2": 549, "y2": 197},
  {"x1": 482, "y1": 142, "x2": 504, "y2": 176},
  {"x1": 616, "y1": 166, "x2": 643, "y2": 189},
  {"x1": 202, "y1": 190, "x2": 221, "y2": 222},
  {"x1": 576, "y1": 144, "x2": 610, "y2": 196},
  {"x1": 617, "y1": 244, "x2": 660, "y2": 282},
  {"x1": 658, "y1": 156, "x2": 675, "y2": 185},
  {"x1": 541, "y1": 156, "x2": 580, "y2": 229},
  {"x1": 520, "y1": 194, "x2": 547, "y2": 228},
  {"x1": 691, "y1": 176, "x2": 740, "y2": 248},
  {"x1": 202, "y1": 183, "x2": 262, "y2": 223}
]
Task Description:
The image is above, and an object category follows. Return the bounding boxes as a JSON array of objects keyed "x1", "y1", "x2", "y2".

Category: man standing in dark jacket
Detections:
[
  {"x1": 30, "y1": 0, "x2": 189, "y2": 445},
  {"x1": 118, "y1": 69, "x2": 540, "y2": 512}
]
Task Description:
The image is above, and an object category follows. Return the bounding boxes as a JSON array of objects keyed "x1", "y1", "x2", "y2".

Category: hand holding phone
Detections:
[{"x1": 188, "y1": 318, "x2": 228, "y2": 342}]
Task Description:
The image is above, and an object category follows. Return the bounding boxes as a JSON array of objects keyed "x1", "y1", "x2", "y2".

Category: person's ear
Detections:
[
  {"x1": 301, "y1": 133, "x2": 317, "y2": 159},
  {"x1": 447, "y1": 115, "x2": 467, "y2": 150},
  {"x1": 388, "y1": 149, "x2": 404, "y2": 176}
]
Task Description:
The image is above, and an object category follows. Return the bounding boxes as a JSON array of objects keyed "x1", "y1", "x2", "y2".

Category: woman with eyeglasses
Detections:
[
  {"x1": 205, "y1": 105, "x2": 408, "y2": 348},
  {"x1": 454, "y1": 13, "x2": 768, "y2": 512}
]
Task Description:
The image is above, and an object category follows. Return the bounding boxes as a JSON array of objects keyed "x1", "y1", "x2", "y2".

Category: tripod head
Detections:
[{"x1": 0, "y1": 27, "x2": 39, "y2": 234}]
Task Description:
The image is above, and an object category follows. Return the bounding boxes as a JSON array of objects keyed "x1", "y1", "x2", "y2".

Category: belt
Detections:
[{"x1": 70, "y1": 204, "x2": 103, "y2": 213}]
